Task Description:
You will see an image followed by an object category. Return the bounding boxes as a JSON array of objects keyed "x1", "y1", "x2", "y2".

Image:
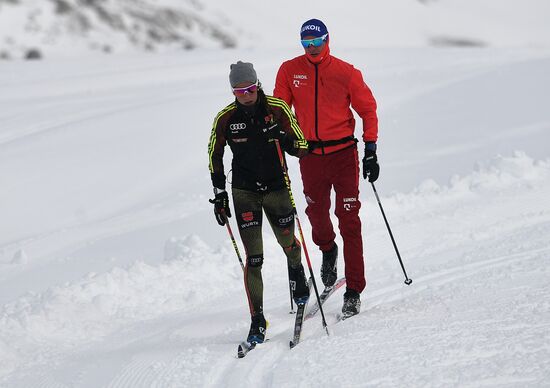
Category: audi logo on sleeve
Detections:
[{"x1": 230, "y1": 123, "x2": 246, "y2": 133}]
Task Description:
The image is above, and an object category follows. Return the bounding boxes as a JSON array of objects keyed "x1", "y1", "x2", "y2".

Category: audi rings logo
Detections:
[{"x1": 230, "y1": 123, "x2": 246, "y2": 132}]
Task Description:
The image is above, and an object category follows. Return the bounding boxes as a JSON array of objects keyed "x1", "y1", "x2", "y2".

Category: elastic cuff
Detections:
[
  {"x1": 365, "y1": 142, "x2": 377, "y2": 152},
  {"x1": 320, "y1": 241, "x2": 335, "y2": 252},
  {"x1": 213, "y1": 187, "x2": 226, "y2": 195}
]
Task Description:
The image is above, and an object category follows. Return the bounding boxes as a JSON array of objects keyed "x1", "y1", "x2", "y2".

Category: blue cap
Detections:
[{"x1": 300, "y1": 19, "x2": 328, "y2": 39}]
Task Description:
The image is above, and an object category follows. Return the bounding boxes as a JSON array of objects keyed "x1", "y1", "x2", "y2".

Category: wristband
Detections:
[
  {"x1": 213, "y1": 187, "x2": 226, "y2": 195},
  {"x1": 365, "y1": 142, "x2": 377, "y2": 152}
]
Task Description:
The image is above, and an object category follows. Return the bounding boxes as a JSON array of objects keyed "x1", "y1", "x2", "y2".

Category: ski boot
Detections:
[
  {"x1": 321, "y1": 243, "x2": 338, "y2": 287},
  {"x1": 289, "y1": 264, "x2": 310, "y2": 305},
  {"x1": 247, "y1": 313, "x2": 267, "y2": 344},
  {"x1": 341, "y1": 288, "x2": 361, "y2": 320}
]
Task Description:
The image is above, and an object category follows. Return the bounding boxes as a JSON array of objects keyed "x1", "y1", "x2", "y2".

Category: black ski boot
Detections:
[
  {"x1": 342, "y1": 288, "x2": 361, "y2": 320},
  {"x1": 247, "y1": 313, "x2": 267, "y2": 344},
  {"x1": 321, "y1": 243, "x2": 338, "y2": 287},
  {"x1": 289, "y1": 264, "x2": 310, "y2": 305}
]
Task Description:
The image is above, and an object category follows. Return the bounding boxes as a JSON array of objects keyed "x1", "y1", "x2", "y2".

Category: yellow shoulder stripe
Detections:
[{"x1": 266, "y1": 96, "x2": 305, "y2": 142}]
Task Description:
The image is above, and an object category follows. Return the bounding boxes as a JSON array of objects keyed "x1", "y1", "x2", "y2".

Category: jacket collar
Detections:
[
  {"x1": 235, "y1": 91, "x2": 269, "y2": 119},
  {"x1": 303, "y1": 47, "x2": 331, "y2": 69},
  {"x1": 304, "y1": 42, "x2": 331, "y2": 65}
]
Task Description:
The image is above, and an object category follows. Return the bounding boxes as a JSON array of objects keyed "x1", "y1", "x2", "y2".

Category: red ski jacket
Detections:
[{"x1": 274, "y1": 52, "x2": 378, "y2": 155}]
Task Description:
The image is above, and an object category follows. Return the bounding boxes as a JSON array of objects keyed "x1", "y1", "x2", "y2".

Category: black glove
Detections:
[
  {"x1": 362, "y1": 143, "x2": 380, "y2": 182},
  {"x1": 261, "y1": 122, "x2": 286, "y2": 141},
  {"x1": 208, "y1": 190, "x2": 231, "y2": 226}
]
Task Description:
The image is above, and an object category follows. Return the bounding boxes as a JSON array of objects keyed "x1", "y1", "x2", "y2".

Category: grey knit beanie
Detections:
[{"x1": 229, "y1": 61, "x2": 257, "y2": 87}]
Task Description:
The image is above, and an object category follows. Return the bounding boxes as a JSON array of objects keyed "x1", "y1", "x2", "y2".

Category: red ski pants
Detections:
[{"x1": 299, "y1": 146, "x2": 366, "y2": 293}]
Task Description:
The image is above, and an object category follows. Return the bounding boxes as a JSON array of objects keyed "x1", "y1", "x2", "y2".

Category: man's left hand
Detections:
[{"x1": 362, "y1": 146, "x2": 380, "y2": 182}]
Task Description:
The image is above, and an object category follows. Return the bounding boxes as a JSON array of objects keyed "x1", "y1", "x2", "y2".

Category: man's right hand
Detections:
[{"x1": 209, "y1": 190, "x2": 231, "y2": 226}]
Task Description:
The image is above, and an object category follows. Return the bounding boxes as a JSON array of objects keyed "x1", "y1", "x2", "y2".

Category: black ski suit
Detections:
[{"x1": 208, "y1": 90, "x2": 308, "y2": 315}]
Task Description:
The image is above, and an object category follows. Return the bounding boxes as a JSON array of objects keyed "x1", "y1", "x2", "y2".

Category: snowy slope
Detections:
[
  {"x1": 2, "y1": 2, "x2": 550, "y2": 384},
  {"x1": 1, "y1": 45, "x2": 550, "y2": 386}
]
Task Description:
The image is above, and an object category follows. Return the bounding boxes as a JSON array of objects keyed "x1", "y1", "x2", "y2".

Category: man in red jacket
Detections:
[{"x1": 274, "y1": 18, "x2": 379, "y2": 319}]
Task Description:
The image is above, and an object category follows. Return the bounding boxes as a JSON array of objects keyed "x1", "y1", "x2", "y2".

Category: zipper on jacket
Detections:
[{"x1": 314, "y1": 64, "x2": 324, "y2": 155}]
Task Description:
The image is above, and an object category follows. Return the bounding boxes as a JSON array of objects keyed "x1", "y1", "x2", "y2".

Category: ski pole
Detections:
[
  {"x1": 370, "y1": 182, "x2": 412, "y2": 285},
  {"x1": 222, "y1": 210, "x2": 245, "y2": 272},
  {"x1": 274, "y1": 139, "x2": 329, "y2": 336}
]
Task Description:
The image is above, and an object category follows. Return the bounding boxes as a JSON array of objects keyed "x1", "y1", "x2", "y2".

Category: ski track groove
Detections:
[
  {"x1": 0, "y1": 89, "x2": 190, "y2": 148},
  {"x1": 202, "y1": 348, "x2": 240, "y2": 388},
  {"x1": 9, "y1": 369, "x2": 70, "y2": 388},
  {"x1": 205, "y1": 327, "x2": 293, "y2": 387},
  {"x1": 230, "y1": 342, "x2": 286, "y2": 387},
  {"x1": 303, "y1": 245, "x2": 550, "y2": 339},
  {"x1": 371, "y1": 245, "x2": 550, "y2": 305},
  {"x1": 151, "y1": 351, "x2": 198, "y2": 388},
  {"x1": 34, "y1": 377, "x2": 69, "y2": 388},
  {"x1": 107, "y1": 358, "x2": 156, "y2": 388}
]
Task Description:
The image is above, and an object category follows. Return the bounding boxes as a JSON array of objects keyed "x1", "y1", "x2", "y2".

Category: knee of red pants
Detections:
[
  {"x1": 305, "y1": 204, "x2": 336, "y2": 251},
  {"x1": 303, "y1": 194, "x2": 335, "y2": 242},
  {"x1": 335, "y1": 197, "x2": 362, "y2": 238}
]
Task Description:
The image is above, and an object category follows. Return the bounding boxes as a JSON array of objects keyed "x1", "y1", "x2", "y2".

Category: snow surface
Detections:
[
  {"x1": 1, "y1": 46, "x2": 549, "y2": 387},
  {"x1": 1, "y1": 8, "x2": 550, "y2": 387}
]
